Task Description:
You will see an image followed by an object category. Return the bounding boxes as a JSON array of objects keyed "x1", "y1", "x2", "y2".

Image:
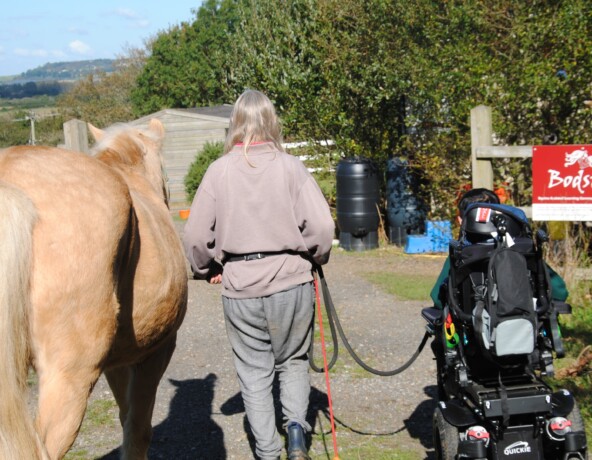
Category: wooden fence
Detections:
[
  {"x1": 471, "y1": 105, "x2": 592, "y2": 280},
  {"x1": 470, "y1": 105, "x2": 533, "y2": 217}
]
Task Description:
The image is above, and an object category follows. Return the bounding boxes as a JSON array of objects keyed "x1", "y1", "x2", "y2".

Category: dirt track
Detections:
[{"x1": 66, "y1": 223, "x2": 446, "y2": 460}]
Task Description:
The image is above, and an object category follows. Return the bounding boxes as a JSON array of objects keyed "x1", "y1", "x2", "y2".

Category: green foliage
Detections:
[
  {"x1": 130, "y1": 0, "x2": 592, "y2": 219},
  {"x1": 224, "y1": 0, "x2": 326, "y2": 138},
  {"x1": 185, "y1": 141, "x2": 224, "y2": 201},
  {"x1": 550, "y1": 279, "x2": 592, "y2": 448},
  {"x1": 132, "y1": 0, "x2": 241, "y2": 115},
  {"x1": 0, "y1": 81, "x2": 68, "y2": 99},
  {"x1": 0, "y1": 110, "x2": 65, "y2": 148},
  {"x1": 289, "y1": 143, "x2": 341, "y2": 207},
  {"x1": 0, "y1": 95, "x2": 59, "y2": 112},
  {"x1": 57, "y1": 51, "x2": 145, "y2": 128}
]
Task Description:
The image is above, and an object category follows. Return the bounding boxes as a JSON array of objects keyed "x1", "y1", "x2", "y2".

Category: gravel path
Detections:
[{"x1": 64, "y1": 223, "x2": 446, "y2": 460}]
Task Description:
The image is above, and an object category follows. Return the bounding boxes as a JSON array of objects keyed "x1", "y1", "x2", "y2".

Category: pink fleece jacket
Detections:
[{"x1": 183, "y1": 142, "x2": 335, "y2": 299}]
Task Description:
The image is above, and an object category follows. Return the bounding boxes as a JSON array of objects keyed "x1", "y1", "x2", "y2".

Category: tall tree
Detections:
[
  {"x1": 224, "y1": 0, "x2": 326, "y2": 140},
  {"x1": 57, "y1": 45, "x2": 149, "y2": 127},
  {"x1": 129, "y1": 0, "x2": 592, "y2": 216},
  {"x1": 131, "y1": 0, "x2": 241, "y2": 114}
]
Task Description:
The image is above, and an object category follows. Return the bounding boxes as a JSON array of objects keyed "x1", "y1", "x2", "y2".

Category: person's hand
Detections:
[{"x1": 206, "y1": 261, "x2": 223, "y2": 284}]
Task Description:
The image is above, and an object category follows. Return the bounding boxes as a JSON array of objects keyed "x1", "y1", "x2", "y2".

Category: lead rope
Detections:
[
  {"x1": 313, "y1": 273, "x2": 340, "y2": 460},
  {"x1": 310, "y1": 264, "x2": 430, "y2": 376}
]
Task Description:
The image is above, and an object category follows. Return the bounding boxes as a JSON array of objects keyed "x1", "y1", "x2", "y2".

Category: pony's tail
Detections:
[{"x1": 0, "y1": 182, "x2": 46, "y2": 459}]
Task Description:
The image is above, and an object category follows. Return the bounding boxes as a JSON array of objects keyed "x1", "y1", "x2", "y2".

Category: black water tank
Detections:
[
  {"x1": 386, "y1": 158, "x2": 425, "y2": 245},
  {"x1": 336, "y1": 158, "x2": 379, "y2": 251}
]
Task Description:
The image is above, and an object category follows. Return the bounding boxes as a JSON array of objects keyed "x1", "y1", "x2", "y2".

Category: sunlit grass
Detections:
[
  {"x1": 362, "y1": 271, "x2": 436, "y2": 301},
  {"x1": 310, "y1": 429, "x2": 423, "y2": 459},
  {"x1": 81, "y1": 398, "x2": 118, "y2": 433}
]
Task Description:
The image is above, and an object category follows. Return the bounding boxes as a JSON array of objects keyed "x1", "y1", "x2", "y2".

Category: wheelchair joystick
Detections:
[
  {"x1": 492, "y1": 214, "x2": 507, "y2": 237},
  {"x1": 536, "y1": 228, "x2": 549, "y2": 245}
]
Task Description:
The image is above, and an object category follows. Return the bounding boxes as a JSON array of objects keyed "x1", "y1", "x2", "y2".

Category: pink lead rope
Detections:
[{"x1": 314, "y1": 273, "x2": 340, "y2": 460}]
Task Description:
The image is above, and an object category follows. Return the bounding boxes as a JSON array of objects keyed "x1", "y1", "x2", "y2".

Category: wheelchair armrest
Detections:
[
  {"x1": 422, "y1": 307, "x2": 443, "y2": 336},
  {"x1": 553, "y1": 301, "x2": 572, "y2": 315},
  {"x1": 422, "y1": 307, "x2": 443, "y2": 326}
]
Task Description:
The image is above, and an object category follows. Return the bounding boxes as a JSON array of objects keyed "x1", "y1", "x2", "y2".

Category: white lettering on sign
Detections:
[{"x1": 547, "y1": 169, "x2": 592, "y2": 194}]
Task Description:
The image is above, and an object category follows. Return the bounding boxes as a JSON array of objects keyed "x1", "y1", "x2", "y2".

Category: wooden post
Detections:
[
  {"x1": 63, "y1": 119, "x2": 89, "y2": 153},
  {"x1": 470, "y1": 105, "x2": 494, "y2": 189}
]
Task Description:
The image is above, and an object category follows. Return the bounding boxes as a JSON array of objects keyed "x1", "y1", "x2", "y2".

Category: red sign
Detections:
[{"x1": 532, "y1": 145, "x2": 592, "y2": 221}]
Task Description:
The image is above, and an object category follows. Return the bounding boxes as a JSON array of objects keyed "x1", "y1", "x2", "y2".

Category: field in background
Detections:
[{"x1": 0, "y1": 95, "x2": 63, "y2": 147}]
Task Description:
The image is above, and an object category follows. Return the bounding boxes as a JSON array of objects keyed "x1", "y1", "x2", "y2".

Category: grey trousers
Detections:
[{"x1": 222, "y1": 282, "x2": 314, "y2": 460}]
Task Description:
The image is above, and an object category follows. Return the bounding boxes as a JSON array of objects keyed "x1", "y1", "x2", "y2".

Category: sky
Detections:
[{"x1": 0, "y1": 1, "x2": 203, "y2": 77}]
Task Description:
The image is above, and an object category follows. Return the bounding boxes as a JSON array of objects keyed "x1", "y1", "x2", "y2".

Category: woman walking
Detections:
[{"x1": 183, "y1": 90, "x2": 334, "y2": 460}]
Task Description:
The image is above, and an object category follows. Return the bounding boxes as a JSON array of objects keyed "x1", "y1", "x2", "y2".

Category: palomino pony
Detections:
[{"x1": 0, "y1": 119, "x2": 188, "y2": 459}]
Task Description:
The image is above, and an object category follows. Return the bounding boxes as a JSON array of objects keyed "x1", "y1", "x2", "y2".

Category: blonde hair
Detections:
[{"x1": 224, "y1": 90, "x2": 284, "y2": 157}]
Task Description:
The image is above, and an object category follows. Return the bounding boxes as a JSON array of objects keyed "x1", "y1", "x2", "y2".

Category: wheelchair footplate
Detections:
[{"x1": 467, "y1": 381, "x2": 552, "y2": 418}]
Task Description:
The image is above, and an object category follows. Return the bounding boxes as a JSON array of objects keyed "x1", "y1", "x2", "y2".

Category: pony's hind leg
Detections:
[
  {"x1": 120, "y1": 335, "x2": 177, "y2": 460},
  {"x1": 104, "y1": 365, "x2": 132, "y2": 428},
  {"x1": 35, "y1": 366, "x2": 102, "y2": 460}
]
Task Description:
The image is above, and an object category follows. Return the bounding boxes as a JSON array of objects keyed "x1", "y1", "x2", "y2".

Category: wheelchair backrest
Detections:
[
  {"x1": 461, "y1": 203, "x2": 531, "y2": 244},
  {"x1": 451, "y1": 204, "x2": 539, "y2": 358}
]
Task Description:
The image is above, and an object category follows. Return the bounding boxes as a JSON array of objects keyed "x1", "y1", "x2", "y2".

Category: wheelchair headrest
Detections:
[{"x1": 462, "y1": 203, "x2": 530, "y2": 243}]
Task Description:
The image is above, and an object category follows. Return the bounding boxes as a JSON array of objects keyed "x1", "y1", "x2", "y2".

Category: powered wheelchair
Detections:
[{"x1": 422, "y1": 203, "x2": 588, "y2": 460}]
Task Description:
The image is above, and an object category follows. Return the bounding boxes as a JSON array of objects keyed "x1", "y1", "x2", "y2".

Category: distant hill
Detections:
[
  {"x1": 0, "y1": 59, "x2": 116, "y2": 100},
  {"x1": 4, "y1": 59, "x2": 115, "y2": 84}
]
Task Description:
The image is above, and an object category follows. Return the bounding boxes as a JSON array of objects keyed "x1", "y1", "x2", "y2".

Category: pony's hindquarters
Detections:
[{"x1": 0, "y1": 182, "x2": 47, "y2": 460}]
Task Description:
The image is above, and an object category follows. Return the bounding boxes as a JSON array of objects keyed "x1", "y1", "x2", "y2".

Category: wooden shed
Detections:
[{"x1": 131, "y1": 105, "x2": 232, "y2": 211}]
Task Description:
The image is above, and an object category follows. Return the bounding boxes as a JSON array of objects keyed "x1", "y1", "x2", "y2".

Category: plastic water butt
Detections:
[{"x1": 336, "y1": 157, "x2": 380, "y2": 251}]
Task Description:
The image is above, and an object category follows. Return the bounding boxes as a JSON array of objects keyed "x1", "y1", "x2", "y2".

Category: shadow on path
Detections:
[
  {"x1": 405, "y1": 385, "x2": 438, "y2": 459},
  {"x1": 97, "y1": 378, "x2": 436, "y2": 459},
  {"x1": 99, "y1": 374, "x2": 225, "y2": 459},
  {"x1": 219, "y1": 376, "x2": 332, "y2": 459}
]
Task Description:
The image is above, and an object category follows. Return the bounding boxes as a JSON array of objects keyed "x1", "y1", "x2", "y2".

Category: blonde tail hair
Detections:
[{"x1": 0, "y1": 182, "x2": 46, "y2": 459}]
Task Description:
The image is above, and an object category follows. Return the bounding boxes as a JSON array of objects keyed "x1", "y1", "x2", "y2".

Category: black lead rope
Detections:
[{"x1": 308, "y1": 264, "x2": 430, "y2": 377}]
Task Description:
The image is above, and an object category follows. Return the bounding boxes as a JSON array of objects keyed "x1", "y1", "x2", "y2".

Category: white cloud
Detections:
[
  {"x1": 113, "y1": 8, "x2": 150, "y2": 28},
  {"x1": 69, "y1": 40, "x2": 91, "y2": 55}
]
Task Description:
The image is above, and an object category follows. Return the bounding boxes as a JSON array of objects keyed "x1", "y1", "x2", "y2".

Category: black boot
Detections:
[{"x1": 287, "y1": 422, "x2": 310, "y2": 460}]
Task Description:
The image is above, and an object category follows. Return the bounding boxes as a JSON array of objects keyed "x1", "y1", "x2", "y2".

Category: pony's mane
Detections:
[
  {"x1": 90, "y1": 122, "x2": 169, "y2": 206},
  {"x1": 91, "y1": 123, "x2": 148, "y2": 167}
]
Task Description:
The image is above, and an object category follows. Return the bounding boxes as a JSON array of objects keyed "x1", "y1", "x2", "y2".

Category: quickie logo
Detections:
[{"x1": 503, "y1": 441, "x2": 532, "y2": 456}]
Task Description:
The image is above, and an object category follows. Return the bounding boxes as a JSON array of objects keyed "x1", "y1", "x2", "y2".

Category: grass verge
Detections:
[{"x1": 362, "y1": 271, "x2": 437, "y2": 301}]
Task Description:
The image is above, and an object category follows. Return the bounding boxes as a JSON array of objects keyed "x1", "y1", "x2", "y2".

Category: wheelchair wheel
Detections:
[
  {"x1": 545, "y1": 400, "x2": 589, "y2": 460},
  {"x1": 565, "y1": 401, "x2": 588, "y2": 460},
  {"x1": 433, "y1": 406, "x2": 459, "y2": 460},
  {"x1": 567, "y1": 400, "x2": 586, "y2": 433}
]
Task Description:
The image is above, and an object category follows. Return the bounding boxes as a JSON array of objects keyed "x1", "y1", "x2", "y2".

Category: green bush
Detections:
[{"x1": 184, "y1": 141, "x2": 224, "y2": 202}]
